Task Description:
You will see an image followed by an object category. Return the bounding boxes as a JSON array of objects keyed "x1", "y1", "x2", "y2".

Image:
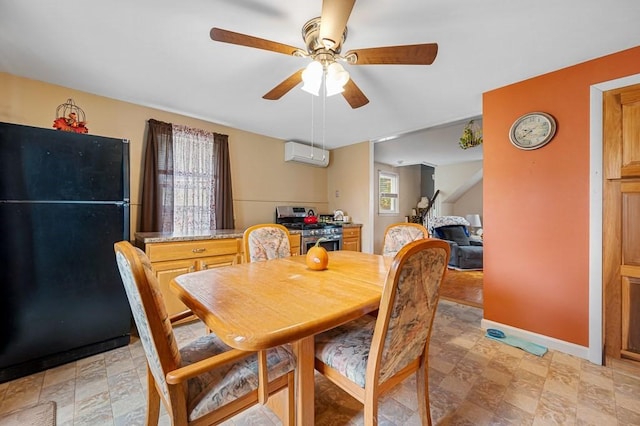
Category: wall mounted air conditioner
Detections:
[{"x1": 284, "y1": 141, "x2": 330, "y2": 168}]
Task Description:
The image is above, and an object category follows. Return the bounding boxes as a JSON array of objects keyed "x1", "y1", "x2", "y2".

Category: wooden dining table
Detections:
[{"x1": 170, "y1": 250, "x2": 392, "y2": 426}]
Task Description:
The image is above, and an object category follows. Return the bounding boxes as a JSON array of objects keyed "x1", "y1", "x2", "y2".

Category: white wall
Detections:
[
  {"x1": 434, "y1": 160, "x2": 483, "y2": 217},
  {"x1": 373, "y1": 163, "x2": 421, "y2": 254},
  {"x1": 452, "y1": 179, "x2": 483, "y2": 219}
]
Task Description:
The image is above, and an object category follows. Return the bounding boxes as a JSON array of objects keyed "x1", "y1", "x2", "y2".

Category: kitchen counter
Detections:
[
  {"x1": 135, "y1": 228, "x2": 302, "y2": 244},
  {"x1": 317, "y1": 221, "x2": 361, "y2": 228},
  {"x1": 342, "y1": 223, "x2": 362, "y2": 228}
]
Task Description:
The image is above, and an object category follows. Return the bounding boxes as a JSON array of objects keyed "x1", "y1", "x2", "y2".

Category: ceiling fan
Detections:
[{"x1": 210, "y1": 0, "x2": 438, "y2": 109}]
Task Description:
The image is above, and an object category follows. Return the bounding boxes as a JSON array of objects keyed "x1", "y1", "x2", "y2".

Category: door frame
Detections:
[{"x1": 589, "y1": 73, "x2": 640, "y2": 365}]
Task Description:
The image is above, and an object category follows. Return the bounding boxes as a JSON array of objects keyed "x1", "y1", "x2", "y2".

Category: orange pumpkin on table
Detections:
[{"x1": 306, "y1": 239, "x2": 329, "y2": 271}]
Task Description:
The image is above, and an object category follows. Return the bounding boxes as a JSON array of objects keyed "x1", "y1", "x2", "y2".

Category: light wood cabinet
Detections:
[
  {"x1": 141, "y1": 234, "x2": 301, "y2": 315},
  {"x1": 289, "y1": 234, "x2": 301, "y2": 257},
  {"x1": 143, "y1": 239, "x2": 240, "y2": 315},
  {"x1": 342, "y1": 226, "x2": 361, "y2": 252},
  {"x1": 153, "y1": 259, "x2": 198, "y2": 315}
]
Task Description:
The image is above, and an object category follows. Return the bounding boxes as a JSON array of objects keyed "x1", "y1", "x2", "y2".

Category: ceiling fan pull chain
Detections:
[
  {"x1": 322, "y1": 71, "x2": 327, "y2": 160},
  {"x1": 310, "y1": 92, "x2": 315, "y2": 158}
]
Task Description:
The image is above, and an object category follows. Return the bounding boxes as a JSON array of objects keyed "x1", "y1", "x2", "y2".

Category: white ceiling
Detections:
[
  {"x1": 1, "y1": 0, "x2": 639, "y2": 166},
  {"x1": 374, "y1": 117, "x2": 483, "y2": 167}
]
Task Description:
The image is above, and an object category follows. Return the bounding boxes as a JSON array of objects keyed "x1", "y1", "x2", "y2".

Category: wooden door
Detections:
[{"x1": 603, "y1": 83, "x2": 640, "y2": 361}]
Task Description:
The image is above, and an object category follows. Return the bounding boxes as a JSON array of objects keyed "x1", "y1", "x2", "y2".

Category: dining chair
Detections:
[
  {"x1": 381, "y1": 222, "x2": 429, "y2": 257},
  {"x1": 243, "y1": 223, "x2": 292, "y2": 262},
  {"x1": 314, "y1": 238, "x2": 450, "y2": 426},
  {"x1": 114, "y1": 241, "x2": 296, "y2": 426}
]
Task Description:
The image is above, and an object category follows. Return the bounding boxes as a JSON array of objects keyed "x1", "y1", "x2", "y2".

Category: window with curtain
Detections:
[
  {"x1": 378, "y1": 171, "x2": 399, "y2": 215},
  {"x1": 172, "y1": 125, "x2": 216, "y2": 232},
  {"x1": 140, "y1": 119, "x2": 234, "y2": 233}
]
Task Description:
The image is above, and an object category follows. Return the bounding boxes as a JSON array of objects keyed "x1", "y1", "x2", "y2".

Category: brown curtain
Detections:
[
  {"x1": 140, "y1": 119, "x2": 173, "y2": 232},
  {"x1": 213, "y1": 133, "x2": 235, "y2": 229}
]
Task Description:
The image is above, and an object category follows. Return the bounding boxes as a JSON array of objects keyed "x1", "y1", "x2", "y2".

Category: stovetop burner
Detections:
[
  {"x1": 282, "y1": 222, "x2": 340, "y2": 229},
  {"x1": 275, "y1": 206, "x2": 342, "y2": 236}
]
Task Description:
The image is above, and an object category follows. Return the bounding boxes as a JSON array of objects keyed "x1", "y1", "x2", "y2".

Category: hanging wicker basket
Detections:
[{"x1": 459, "y1": 120, "x2": 482, "y2": 149}]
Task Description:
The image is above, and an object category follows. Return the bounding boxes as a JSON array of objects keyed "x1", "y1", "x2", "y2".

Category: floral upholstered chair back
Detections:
[
  {"x1": 114, "y1": 241, "x2": 181, "y2": 403},
  {"x1": 373, "y1": 238, "x2": 449, "y2": 384},
  {"x1": 382, "y1": 222, "x2": 429, "y2": 257},
  {"x1": 243, "y1": 224, "x2": 291, "y2": 263}
]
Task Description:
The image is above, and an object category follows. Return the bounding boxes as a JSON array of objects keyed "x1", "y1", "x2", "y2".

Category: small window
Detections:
[{"x1": 378, "y1": 171, "x2": 399, "y2": 215}]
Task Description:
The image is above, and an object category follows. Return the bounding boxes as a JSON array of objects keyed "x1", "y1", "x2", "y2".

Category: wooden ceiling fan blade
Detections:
[
  {"x1": 210, "y1": 28, "x2": 301, "y2": 56},
  {"x1": 342, "y1": 79, "x2": 369, "y2": 109},
  {"x1": 319, "y1": 0, "x2": 356, "y2": 49},
  {"x1": 345, "y1": 43, "x2": 438, "y2": 65},
  {"x1": 262, "y1": 69, "x2": 305, "y2": 100}
]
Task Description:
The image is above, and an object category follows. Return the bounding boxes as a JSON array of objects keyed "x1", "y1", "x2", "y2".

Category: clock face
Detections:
[{"x1": 509, "y1": 112, "x2": 556, "y2": 150}]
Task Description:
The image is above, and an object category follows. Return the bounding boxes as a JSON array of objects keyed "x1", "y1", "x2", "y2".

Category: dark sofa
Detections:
[{"x1": 428, "y1": 216, "x2": 483, "y2": 270}]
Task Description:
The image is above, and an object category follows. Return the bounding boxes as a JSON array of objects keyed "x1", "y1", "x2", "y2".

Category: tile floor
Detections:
[{"x1": 1, "y1": 300, "x2": 639, "y2": 425}]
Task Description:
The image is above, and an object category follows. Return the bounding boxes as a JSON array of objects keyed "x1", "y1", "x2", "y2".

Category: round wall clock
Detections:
[{"x1": 509, "y1": 112, "x2": 557, "y2": 150}]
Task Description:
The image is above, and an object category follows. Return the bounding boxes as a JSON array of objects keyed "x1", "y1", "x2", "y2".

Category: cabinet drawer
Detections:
[
  {"x1": 342, "y1": 228, "x2": 360, "y2": 238},
  {"x1": 146, "y1": 239, "x2": 238, "y2": 262}
]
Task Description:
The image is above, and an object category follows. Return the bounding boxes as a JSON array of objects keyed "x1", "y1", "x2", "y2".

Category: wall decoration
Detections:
[
  {"x1": 53, "y1": 98, "x2": 89, "y2": 133},
  {"x1": 509, "y1": 112, "x2": 556, "y2": 150},
  {"x1": 459, "y1": 119, "x2": 482, "y2": 149}
]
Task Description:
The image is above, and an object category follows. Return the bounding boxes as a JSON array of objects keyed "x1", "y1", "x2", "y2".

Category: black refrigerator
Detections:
[{"x1": 0, "y1": 122, "x2": 131, "y2": 383}]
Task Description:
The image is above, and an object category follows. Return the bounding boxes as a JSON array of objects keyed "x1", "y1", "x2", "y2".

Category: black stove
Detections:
[
  {"x1": 282, "y1": 221, "x2": 342, "y2": 236},
  {"x1": 276, "y1": 206, "x2": 342, "y2": 244}
]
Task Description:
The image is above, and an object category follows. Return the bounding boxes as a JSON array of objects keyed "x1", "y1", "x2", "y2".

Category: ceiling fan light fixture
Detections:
[
  {"x1": 325, "y1": 62, "x2": 349, "y2": 96},
  {"x1": 301, "y1": 61, "x2": 323, "y2": 95},
  {"x1": 325, "y1": 80, "x2": 345, "y2": 96},
  {"x1": 301, "y1": 80, "x2": 321, "y2": 96},
  {"x1": 210, "y1": 2, "x2": 437, "y2": 109},
  {"x1": 327, "y1": 62, "x2": 349, "y2": 85}
]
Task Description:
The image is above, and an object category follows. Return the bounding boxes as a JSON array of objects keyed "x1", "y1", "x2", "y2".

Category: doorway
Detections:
[{"x1": 603, "y1": 82, "x2": 640, "y2": 363}]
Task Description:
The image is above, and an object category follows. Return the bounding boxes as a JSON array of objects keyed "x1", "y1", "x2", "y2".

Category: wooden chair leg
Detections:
[
  {"x1": 416, "y1": 361, "x2": 433, "y2": 426},
  {"x1": 363, "y1": 388, "x2": 379, "y2": 426},
  {"x1": 146, "y1": 366, "x2": 160, "y2": 426},
  {"x1": 286, "y1": 371, "x2": 295, "y2": 426},
  {"x1": 257, "y1": 350, "x2": 269, "y2": 404}
]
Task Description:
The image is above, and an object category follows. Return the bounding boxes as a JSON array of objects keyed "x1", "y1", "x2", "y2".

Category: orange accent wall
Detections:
[{"x1": 483, "y1": 46, "x2": 640, "y2": 346}]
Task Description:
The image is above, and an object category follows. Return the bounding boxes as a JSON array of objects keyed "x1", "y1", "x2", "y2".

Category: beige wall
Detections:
[
  {"x1": 0, "y1": 72, "x2": 329, "y2": 238},
  {"x1": 372, "y1": 163, "x2": 422, "y2": 254},
  {"x1": 230, "y1": 135, "x2": 329, "y2": 227},
  {"x1": 327, "y1": 142, "x2": 372, "y2": 252},
  {"x1": 451, "y1": 179, "x2": 483, "y2": 220},
  {"x1": 434, "y1": 160, "x2": 483, "y2": 216}
]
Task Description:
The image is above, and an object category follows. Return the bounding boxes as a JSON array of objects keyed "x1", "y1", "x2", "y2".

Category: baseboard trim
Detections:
[{"x1": 480, "y1": 318, "x2": 590, "y2": 361}]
